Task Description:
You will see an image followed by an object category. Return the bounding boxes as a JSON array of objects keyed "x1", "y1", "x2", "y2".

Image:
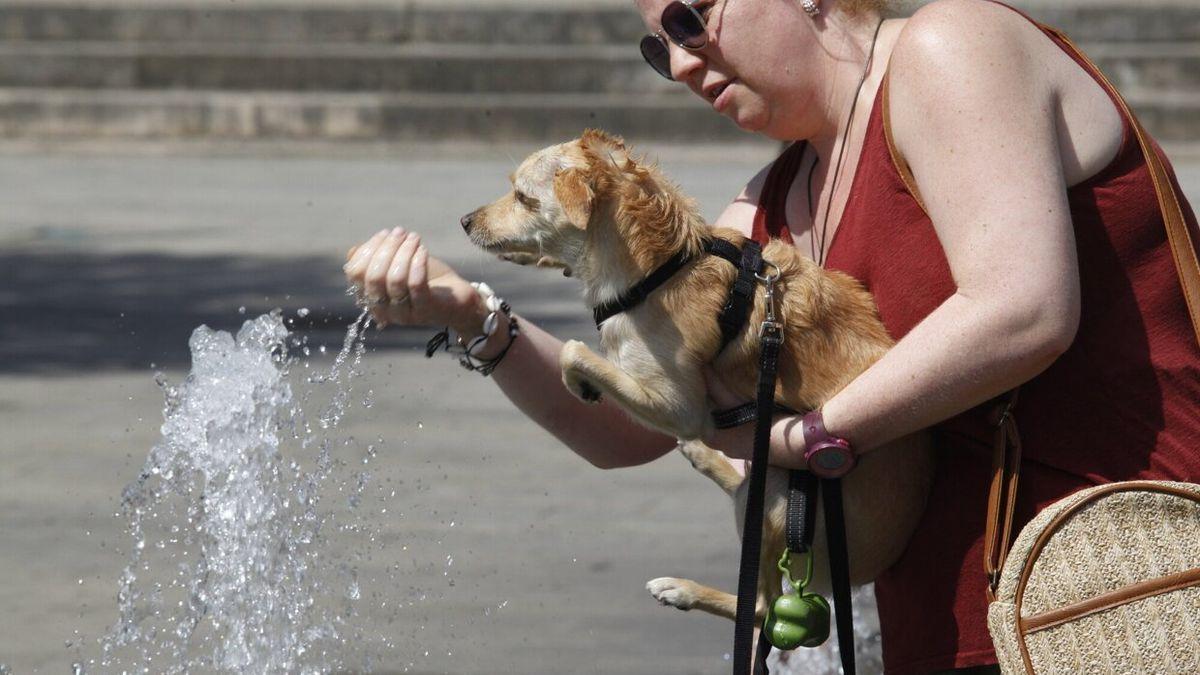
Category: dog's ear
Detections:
[
  {"x1": 579, "y1": 128, "x2": 629, "y2": 169},
  {"x1": 580, "y1": 128, "x2": 626, "y2": 152},
  {"x1": 553, "y1": 167, "x2": 594, "y2": 230}
]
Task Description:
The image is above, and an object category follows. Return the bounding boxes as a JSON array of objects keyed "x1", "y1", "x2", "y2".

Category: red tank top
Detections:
[{"x1": 752, "y1": 8, "x2": 1200, "y2": 674}]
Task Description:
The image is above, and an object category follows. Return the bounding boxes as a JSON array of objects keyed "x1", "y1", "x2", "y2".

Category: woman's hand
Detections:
[
  {"x1": 343, "y1": 227, "x2": 482, "y2": 335},
  {"x1": 701, "y1": 366, "x2": 756, "y2": 461}
]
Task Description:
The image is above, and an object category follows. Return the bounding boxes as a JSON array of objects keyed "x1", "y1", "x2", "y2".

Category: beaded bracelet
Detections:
[{"x1": 424, "y1": 282, "x2": 520, "y2": 377}]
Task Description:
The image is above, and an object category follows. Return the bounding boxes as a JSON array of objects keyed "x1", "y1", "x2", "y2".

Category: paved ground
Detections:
[{"x1": 0, "y1": 140, "x2": 1196, "y2": 675}]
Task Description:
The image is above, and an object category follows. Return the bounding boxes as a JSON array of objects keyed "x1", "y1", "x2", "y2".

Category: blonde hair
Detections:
[{"x1": 839, "y1": 0, "x2": 893, "y2": 16}]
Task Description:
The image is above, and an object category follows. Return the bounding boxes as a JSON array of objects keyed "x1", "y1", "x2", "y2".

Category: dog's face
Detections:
[{"x1": 461, "y1": 130, "x2": 632, "y2": 274}]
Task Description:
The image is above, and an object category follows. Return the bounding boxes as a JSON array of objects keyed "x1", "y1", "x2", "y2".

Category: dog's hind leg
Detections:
[
  {"x1": 646, "y1": 577, "x2": 739, "y2": 620},
  {"x1": 678, "y1": 442, "x2": 743, "y2": 496}
]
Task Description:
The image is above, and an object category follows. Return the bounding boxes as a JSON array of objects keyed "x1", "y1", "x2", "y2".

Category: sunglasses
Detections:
[{"x1": 639, "y1": 0, "x2": 716, "y2": 81}]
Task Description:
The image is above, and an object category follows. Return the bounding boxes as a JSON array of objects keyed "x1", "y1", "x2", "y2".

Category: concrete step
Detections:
[
  {"x1": 0, "y1": 87, "x2": 1193, "y2": 144},
  {"x1": 0, "y1": 4, "x2": 1197, "y2": 46},
  {"x1": 0, "y1": 42, "x2": 675, "y2": 94},
  {"x1": 0, "y1": 40, "x2": 1194, "y2": 93},
  {"x1": 0, "y1": 88, "x2": 747, "y2": 142}
]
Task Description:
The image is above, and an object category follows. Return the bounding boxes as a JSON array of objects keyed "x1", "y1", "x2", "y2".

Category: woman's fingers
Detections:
[
  {"x1": 407, "y1": 242, "x2": 432, "y2": 320},
  {"x1": 385, "y1": 232, "x2": 421, "y2": 302},
  {"x1": 344, "y1": 228, "x2": 390, "y2": 284},
  {"x1": 364, "y1": 227, "x2": 407, "y2": 301}
]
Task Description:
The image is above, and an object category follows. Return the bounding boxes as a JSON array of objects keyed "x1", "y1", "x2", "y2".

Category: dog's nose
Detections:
[{"x1": 460, "y1": 211, "x2": 476, "y2": 233}]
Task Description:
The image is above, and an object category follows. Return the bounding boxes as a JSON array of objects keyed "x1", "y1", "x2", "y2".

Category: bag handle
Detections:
[{"x1": 983, "y1": 23, "x2": 1200, "y2": 600}]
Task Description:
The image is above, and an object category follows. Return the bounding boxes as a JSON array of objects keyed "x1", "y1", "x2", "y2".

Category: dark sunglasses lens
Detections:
[
  {"x1": 661, "y1": 2, "x2": 706, "y2": 49},
  {"x1": 640, "y1": 35, "x2": 674, "y2": 80}
]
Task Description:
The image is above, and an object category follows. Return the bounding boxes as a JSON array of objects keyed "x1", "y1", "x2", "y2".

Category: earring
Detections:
[{"x1": 801, "y1": 0, "x2": 820, "y2": 16}]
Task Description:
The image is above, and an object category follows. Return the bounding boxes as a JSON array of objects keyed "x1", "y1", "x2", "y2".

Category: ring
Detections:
[{"x1": 388, "y1": 294, "x2": 411, "y2": 306}]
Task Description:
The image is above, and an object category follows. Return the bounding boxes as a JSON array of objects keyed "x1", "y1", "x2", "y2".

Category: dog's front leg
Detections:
[{"x1": 559, "y1": 340, "x2": 707, "y2": 439}]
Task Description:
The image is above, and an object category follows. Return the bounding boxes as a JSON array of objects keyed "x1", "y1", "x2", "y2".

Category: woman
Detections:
[{"x1": 343, "y1": 0, "x2": 1200, "y2": 672}]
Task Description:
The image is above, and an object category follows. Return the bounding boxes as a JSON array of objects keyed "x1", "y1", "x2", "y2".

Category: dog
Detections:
[{"x1": 462, "y1": 129, "x2": 933, "y2": 623}]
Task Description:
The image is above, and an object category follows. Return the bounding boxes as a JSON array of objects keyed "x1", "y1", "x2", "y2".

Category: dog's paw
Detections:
[
  {"x1": 677, "y1": 441, "x2": 721, "y2": 469},
  {"x1": 560, "y1": 340, "x2": 603, "y2": 403},
  {"x1": 646, "y1": 577, "x2": 697, "y2": 611}
]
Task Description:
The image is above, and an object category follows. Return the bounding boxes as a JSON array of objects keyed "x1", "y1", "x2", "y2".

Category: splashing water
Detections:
[{"x1": 100, "y1": 310, "x2": 375, "y2": 673}]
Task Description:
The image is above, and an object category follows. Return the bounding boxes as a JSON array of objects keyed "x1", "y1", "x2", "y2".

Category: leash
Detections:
[{"x1": 731, "y1": 256, "x2": 784, "y2": 675}]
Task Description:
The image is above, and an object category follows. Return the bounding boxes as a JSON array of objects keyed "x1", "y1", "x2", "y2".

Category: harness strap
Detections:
[
  {"x1": 592, "y1": 238, "x2": 762, "y2": 353},
  {"x1": 712, "y1": 401, "x2": 799, "y2": 430},
  {"x1": 592, "y1": 246, "x2": 696, "y2": 327},
  {"x1": 717, "y1": 240, "x2": 763, "y2": 353}
]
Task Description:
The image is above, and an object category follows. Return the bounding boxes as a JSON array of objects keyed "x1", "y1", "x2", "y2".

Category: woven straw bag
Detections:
[
  {"x1": 983, "y1": 23, "x2": 1200, "y2": 675},
  {"x1": 987, "y1": 482, "x2": 1200, "y2": 674}
]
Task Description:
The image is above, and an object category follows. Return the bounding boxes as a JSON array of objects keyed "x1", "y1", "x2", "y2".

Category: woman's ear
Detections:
[{"x1": 553, "y1": 168, "x2": 594, "y2": 229}]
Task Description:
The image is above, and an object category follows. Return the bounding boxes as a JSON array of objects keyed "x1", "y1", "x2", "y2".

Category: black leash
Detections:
[
  {"x1": 732, "y1": 277, "x2": 784, "y2": 675},
  {"x1": 822, "y1": 477, "x2": 856, "y2": 675}
]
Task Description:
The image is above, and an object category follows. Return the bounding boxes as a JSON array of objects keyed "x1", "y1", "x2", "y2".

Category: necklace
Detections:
[{"x1": 808, "y1": 16, "x2": 886, "y2": 266}]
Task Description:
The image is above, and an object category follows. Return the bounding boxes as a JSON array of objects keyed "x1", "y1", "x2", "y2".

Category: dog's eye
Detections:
[{"x1": 514, "y1": 190, "x2": 539, "y2": 209}]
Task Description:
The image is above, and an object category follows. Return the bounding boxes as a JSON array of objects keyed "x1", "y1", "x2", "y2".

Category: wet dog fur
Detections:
[{"x1": 462, "y1": 129, "x2": 933, "y2": 622}]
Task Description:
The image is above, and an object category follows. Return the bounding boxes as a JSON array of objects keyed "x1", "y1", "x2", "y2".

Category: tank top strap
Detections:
[{"x1": 751, "y1": 141, "x2": 805, "y2": 246}]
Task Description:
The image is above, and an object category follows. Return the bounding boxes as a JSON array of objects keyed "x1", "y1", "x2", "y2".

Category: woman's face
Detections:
[{"x1": 635, "y1": 0, "x2": 816, "y2": 139}]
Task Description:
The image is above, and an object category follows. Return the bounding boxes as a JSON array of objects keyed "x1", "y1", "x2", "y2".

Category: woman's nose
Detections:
[{"x1": 668, "y1": 42, "x2": 706, "y2": 85}]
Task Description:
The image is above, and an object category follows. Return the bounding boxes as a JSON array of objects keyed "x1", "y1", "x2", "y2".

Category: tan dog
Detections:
[{"x1": 463, "y1": 129, "x2": 933, "y2": 622}]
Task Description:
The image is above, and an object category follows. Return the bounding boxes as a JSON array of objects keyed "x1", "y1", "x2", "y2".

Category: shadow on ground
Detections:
[{"x1": 0, "y1": 251, "x2": 590, "y2": 374}]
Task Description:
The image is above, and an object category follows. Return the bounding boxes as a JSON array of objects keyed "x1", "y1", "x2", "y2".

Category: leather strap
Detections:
[
  {"x1": 984, "y1": 391, "x2": 1022, "y2": 601},
  {"x1": 1021, "y1": 565, "x2": 1200, "y2": 634}
]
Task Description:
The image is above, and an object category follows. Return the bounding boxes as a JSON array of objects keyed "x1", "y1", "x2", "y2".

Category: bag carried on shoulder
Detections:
[{"x1": 983, "y1": 24, "x2": 1200, "y2": 675}]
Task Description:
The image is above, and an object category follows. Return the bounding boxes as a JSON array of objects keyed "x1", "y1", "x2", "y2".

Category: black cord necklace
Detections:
[{"x1": 808, "y1": 17, "x2": 886, "y2": 267}]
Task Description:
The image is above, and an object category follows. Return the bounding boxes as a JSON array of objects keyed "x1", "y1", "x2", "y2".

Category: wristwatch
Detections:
[{"x1": 801, "y1": 410, "x2": 856, "y2": 478}]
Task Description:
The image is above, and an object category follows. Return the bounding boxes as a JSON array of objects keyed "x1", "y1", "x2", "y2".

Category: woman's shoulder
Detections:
[
  {"x1": 884, "y1": 0, "x2": 1062, "y2": 168},
  {"x1": 888, "y1": 0, "x2": 1048, "y2": 87}
]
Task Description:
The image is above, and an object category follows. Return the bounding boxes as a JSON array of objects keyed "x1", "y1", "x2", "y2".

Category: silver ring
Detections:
[{"x1": 755, "y1": 260, "x2": 782, "y2": 284}]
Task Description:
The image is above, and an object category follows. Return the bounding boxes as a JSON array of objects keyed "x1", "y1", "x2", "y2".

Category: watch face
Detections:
[
  {"x1": 814, "y1": 450, "x2": 848, "y2": 472},
  {"x1": 809, "y1": 445, "x2": 855, "y2": 478}
]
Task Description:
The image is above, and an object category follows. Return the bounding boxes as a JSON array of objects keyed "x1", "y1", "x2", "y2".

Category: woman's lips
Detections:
[{"x1": 712, "y1": 79, "x2": 736, "y2": 112}]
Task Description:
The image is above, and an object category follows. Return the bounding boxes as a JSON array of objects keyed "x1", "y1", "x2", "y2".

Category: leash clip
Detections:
[{"x1": 756, "y1": 260, "x2": 783, "y2": 338}]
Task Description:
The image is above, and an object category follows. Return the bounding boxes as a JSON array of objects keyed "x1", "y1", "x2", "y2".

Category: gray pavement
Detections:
[{"x1": 1, "y1": 141, "x2": 1197, "y2": 675}]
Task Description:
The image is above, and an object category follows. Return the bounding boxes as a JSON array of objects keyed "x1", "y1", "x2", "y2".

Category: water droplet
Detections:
[{"x1": 297, "y1": 308, "x2": 311, "y2": 318}]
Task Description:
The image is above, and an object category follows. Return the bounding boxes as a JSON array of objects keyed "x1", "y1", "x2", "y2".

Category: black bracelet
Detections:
[{"x1": 424, "y1": 301, "x2": 520, "y2": 377}]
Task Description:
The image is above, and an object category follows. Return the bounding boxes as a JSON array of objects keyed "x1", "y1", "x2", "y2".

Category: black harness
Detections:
[
  {"x1": 593, "y1": 238, "x2": 759, "y2": 357},
  {"x1": 591, "y1": 238, "x2": 857, "y2": 675}
]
